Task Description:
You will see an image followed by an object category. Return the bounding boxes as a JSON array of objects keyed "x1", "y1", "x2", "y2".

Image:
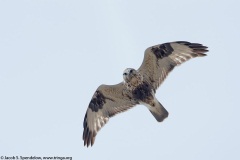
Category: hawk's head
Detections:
[
  {"x1": 123, "y1": 68, "x2": 143, "y2": 89},
  {"x1": 123, "y1": 68, "x2": 137, "y2": 83}
]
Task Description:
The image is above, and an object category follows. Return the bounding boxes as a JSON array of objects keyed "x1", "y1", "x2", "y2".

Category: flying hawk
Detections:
[{"x1": 83, "y1": 41, "x2": 208, "y2": 147}]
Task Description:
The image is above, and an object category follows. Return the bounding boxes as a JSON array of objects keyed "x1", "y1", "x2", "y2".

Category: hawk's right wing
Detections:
[
  {"x1": 138, "y1": 41, "x2": 208, "y2": 91},
  {"x1": 83, "y1": 83, "x2": 138, "y2": 147}
]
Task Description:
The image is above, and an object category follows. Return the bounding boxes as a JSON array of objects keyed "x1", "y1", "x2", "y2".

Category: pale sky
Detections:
[{"x1": 0, "y1": 0, "x2": 239, "y2": 160}]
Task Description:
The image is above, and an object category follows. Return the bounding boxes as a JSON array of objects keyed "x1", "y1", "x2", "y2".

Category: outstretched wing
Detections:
[
  {"x1": 138, "y1": 41, "x2": 208, "y2": 91},
  {"x1": 83, "y1": 83, "x2": 138, "y2": 147}
]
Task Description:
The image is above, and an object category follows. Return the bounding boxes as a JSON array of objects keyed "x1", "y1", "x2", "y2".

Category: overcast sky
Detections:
[{"x1": 0, "y1": 0, "x2": 239, "y2": 160}]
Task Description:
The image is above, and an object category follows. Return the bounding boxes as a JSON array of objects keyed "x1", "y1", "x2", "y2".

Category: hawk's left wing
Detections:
[
  {"x1": 83, "y1": 83, "x2": 138, "y2": 147},
  {"x1": 138, "y1": 41, "x2": 208, "y2": 91}
]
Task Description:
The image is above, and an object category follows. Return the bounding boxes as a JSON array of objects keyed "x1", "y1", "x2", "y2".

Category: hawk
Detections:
[{"x1": 83, "y1": 41, "x2": 208, "y2": 147}]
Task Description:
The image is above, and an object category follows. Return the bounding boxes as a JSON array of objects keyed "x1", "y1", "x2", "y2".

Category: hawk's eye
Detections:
[
  {"x1": 123, "y1": 73, "x2": 127, "y2": 76},
  {"x1": 130, "y1": 69, "x2": 133, "y2": 73}
]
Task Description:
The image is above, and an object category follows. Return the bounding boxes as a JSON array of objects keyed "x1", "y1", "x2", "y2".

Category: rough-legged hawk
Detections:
[{"x1": 83, "y1": 41, "x2": 208, "y2": 147}]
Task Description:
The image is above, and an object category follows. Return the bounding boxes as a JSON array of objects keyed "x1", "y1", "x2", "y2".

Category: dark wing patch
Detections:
[
  {"x1": 88, "y1": 91, "x2": 106, "y2": 112},
  {"x1": 151, "y1": 43, "x2": 173, "y2": 59},
  {"x1": 138, "y1": 41, "x2": 208, "y2": 90}
]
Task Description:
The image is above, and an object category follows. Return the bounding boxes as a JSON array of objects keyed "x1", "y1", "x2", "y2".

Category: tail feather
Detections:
[{"x1": 149, "y1": 101, "x2": 168, "y2": 122}]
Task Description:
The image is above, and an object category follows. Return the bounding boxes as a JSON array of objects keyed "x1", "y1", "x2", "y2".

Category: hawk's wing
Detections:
[
  {"x1": 138, "y1": 41, "x2": 208, "y2": 91},
  {"x1": 83, "y1": 83, "x2": 138, "y2": 147}
]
